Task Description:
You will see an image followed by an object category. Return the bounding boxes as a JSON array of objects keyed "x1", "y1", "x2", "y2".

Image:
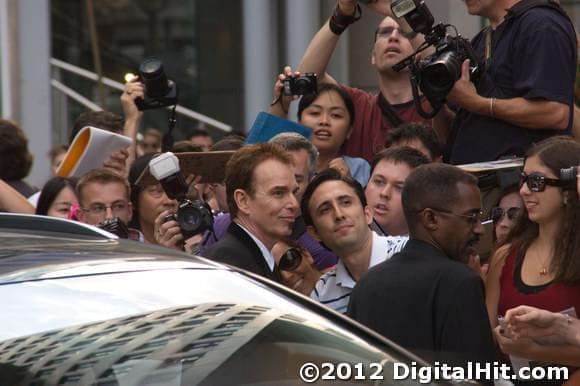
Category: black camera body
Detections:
[
  {"x1": 163, "y1": 200, "x2": 214, "y2": 239},
  {"x1": 283, "y1": 73, "x2": 318, "y2": 96},
  {"x1": 98, "y1": 217, "x2": 130, "y2": 239},
  {"x1": 391, "y1": 0, "x2": 482, "y2": 118},
  {"x1": 135, "y1": 57, "x2": 178, "y2": 111},
  {"x1": 150, "y1": 152, "x2": 214, "y2": 238}
]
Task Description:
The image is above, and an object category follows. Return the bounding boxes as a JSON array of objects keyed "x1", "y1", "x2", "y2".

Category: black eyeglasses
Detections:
[
  {"x1": 278, "y1": 247, "x2": 303, "y2": 272},
  {"x1": 490, "y1": 207, "x2": 521, "y2": 223},
  {"x1": 520, "y1": 172, "x2": 564, "y2": 192},
  {"x1": 375, "y1": 26, "x2": 416, "y2": 41},
  {"x1": 430, "y1": 208, "x2": 485, "y2": 225}
]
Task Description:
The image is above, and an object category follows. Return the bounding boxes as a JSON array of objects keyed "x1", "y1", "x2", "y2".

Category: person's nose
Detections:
[
  {"x1": 519, "y1": 181, "x2": 531, "y2": 196},
  {"x1": 473, "y1": 219, "x2": 485, "y2": 235},
  {"x1": 333, "y1": 204, "x2": 346, "y2": 220},
  {"x1": 498, "y1": 214, "x2": 511, "y2": 228},
  {"x1": 388, "y1": 29, "x2": 401, "y2": 42},
  {"x1": 319, "y1": 111, "x2": 330, "y2": 126},
  {"x1": 105, "y1": 206, "x2": 115, "y2": 219},
  {"x1": 288, "y1": 192, "x2": 299, "y2": 213},
  {"x1": 380, "y1": 184, "x2": 392, "y2": 199}
]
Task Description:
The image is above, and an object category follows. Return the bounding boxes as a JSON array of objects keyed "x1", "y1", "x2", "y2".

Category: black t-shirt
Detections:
[{"x1": 449, "y1": 6, "x2": 576, "y2": 164}]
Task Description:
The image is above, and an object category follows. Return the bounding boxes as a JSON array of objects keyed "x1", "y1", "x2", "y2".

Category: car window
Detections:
[{"x1": 0, "y1": 269, "x2": 438, "y2": 385}]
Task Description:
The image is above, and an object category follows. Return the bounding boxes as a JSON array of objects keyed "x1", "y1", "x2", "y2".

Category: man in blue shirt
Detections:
[{"x1": 445, "y1": 0, "x2": 576, "y2": 164}]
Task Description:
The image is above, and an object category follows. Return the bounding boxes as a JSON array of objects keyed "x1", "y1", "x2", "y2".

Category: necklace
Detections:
[{"x1": 532, "y1": 244, "x2": 551, "y2": 276}]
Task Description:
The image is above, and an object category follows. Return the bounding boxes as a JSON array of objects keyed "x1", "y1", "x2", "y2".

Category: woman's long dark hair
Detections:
[
  {"x1": 503, "y1": 137, "x2": 580, "y2": 283},
  {"x1": 36, "y1": 177, "x2": 77, "y2": 216}
]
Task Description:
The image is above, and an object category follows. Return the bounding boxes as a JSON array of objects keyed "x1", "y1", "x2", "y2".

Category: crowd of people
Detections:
[{"x1": 1, "y1": 0, "x2": 580, "y2": 383}]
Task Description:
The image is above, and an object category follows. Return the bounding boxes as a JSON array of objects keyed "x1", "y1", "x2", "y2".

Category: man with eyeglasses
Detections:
[
  {"x1": 348, "y1": 164, "x2": 497, "y2": 370},
  {"x1": 296, "y1": 0, "x2": 439, "y2": 162},
  {"x1": 77, "y1": 168, "x2": 138, "y2": 240}
]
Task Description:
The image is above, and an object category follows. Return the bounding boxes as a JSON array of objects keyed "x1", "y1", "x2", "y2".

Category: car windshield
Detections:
[{"x1": 0, "y1": 268, "x2": 435, "y2": 385}]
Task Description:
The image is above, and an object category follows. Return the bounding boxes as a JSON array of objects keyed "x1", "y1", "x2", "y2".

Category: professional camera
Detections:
[
  {"x1": 135, "y1": 57, "x2": 178, "y2": 111},
  {"x1": 391, "y1": 0, "x2": 482, "y2": 118},
  {"x1": 283, "y1": 73, "x2": 318, "y2": 96},
  {"x1": 149, "y1": 152, "x2": 214, "y2": 238},
  {"x1": 98, "y1": 217, "x2": 130, "y2": 239}
]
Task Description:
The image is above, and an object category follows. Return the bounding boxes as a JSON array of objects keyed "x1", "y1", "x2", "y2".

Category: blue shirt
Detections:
[{"x1": 449, "y1": 6, "x2": 576, "y2": 164}]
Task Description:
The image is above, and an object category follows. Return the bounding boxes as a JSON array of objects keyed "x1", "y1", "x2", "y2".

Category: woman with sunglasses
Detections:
[
  {"x1": 491, "y1": 184, "x2": 524, "y2": 245},
  {"x1": 271, "y1": 240, "x2": 324, "y2": 296},
  {"x1": 485, "y1": 137, "x2": 580, "y2": 371}
]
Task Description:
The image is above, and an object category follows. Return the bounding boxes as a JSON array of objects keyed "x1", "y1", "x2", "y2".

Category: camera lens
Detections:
[
  {"x1": 294, "y1": 78, "x2": 312, "y2": 94},
  {"x1": 139, "y1": 57, "x2": 170, "y2": 98},
  {"x1": 178, "y1": 206, "x2": 201, "y2": 231},
  {"x1": 421, "y1": 51, "x2": 460, "y2": 96}
]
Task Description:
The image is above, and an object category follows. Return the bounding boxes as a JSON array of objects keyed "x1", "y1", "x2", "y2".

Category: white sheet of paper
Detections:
[{"x1": 56, "y1": 126, "x2": 132, "y2": 177}]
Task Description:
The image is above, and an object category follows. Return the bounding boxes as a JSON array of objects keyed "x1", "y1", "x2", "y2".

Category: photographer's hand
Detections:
[
  {"x1": 337, "y1": 0, "x2": 358, "y2": 16},
  {"x1": 103, "y1": 148, "x2": 129, "y2": 179},
  {"x1": 154, "y1": 210, "x2": 184, "y2": 250},
  {"x1": 270, "y1": 66, "x2": 300, "y2": 118},
  {"x1": 121, "y1": 76, "x2": 144, "y2": 162},
  {"x1": 446, "y1": 59, "x2": 486, "y2": 112}
]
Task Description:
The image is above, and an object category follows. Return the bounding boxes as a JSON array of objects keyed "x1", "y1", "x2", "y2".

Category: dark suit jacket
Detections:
[
  {"x1": 348, "y1": 239, "x2": 497, "y2": 368},
  {"x1": 202, "y1": 222, "x2": 280, "y2": 282}
]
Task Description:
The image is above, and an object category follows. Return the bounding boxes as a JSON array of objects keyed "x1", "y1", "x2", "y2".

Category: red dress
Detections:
[{"x1": 498, "y1": 246, "x2": 580, "y2": 318}]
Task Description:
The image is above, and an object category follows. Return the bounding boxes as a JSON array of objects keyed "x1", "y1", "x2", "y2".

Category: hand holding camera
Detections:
[
  {"x1": 154, "y1": 209, "x2": 185, "y2": 250},
  {"x1": 271, "y1": 66, "x2": 316, "y2": 116},
  {"x1": 149, "y1": 152, "x2": 214, "y2": 246}
]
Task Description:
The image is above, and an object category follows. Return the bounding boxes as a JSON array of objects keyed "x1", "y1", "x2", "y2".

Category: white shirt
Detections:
[
  {"x1": 311, "y1": 232, "x2": 408, "y2": 313},
  {"x1": 236, "y1": 223, "x2": 276, "y2": 272}
]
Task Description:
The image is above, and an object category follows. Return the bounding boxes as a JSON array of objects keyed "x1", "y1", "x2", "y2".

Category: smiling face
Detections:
[
  {"x1": 307, "y1": 180, "x2": 373, "y2": 255},
  {"x1": 236, "y1": 159, "x2": 299, "y2": 247},
  {"x1": 371, "y1": 17, "x2": 416, "y2": 75},
  {"x1": 271, "y1": 241, "x2": 321, "y2": 295},
  {"x1": 299, "y1": 90, "x2": 351, "y2": 157},
  {"x1": 365, "y1": 160, "x2": 412, "y2": 235},
  {"x1": 519, "y1": 155, "x2": 564, "y2": 226}
]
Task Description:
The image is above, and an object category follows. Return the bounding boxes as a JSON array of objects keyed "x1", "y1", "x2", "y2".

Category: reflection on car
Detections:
[{"x1": 0, "y1": 214, "x2": 466, "y2": 385}]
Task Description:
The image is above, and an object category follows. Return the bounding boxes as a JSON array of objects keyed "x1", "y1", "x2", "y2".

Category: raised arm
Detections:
[{"x1": 0, "y1": 179, "x2": 35, "y2": 214}]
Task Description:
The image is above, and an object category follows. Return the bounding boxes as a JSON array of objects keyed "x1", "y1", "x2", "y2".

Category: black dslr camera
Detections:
[
  {"x1": 391, "y1": 0, "x2": 482, "y2": 118},
  {"x1": 149, "y1": 152, "x2": 214, "y2": 238},
  {"x1": 135, "y1": 57, "x2": 178, "y2": 111},
  {"x1": 98, "y1": 217, "x2": 130, "y2": 239},
  {"x1": 283, "y1": 73, "x2": 318, "y2": 96}
]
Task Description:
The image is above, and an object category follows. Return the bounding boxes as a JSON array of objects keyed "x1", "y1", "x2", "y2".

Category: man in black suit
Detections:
[
  {"x1": 348, "y1": 164, "x2": 497, "y2": 370},
  {"x1": 203, "y1": 143, "x2": 299, "y2": 281}
]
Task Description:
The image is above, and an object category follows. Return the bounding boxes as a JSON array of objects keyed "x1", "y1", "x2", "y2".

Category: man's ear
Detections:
[
  {"x1": 127, "y1": 202, "x2": 134, "y2": 223},
  {"x1": 420, "y1": 208, "x2": 438, "y2": 232},
  {"x1": 364, "y1": 205, "x2": 373, "y2": 226},
  {"x1": 306, "y1": 225, "x2": 321, "y2": 242},
  {"x1": 234, "y1": 189, "x2": 251, "y2": 215}
]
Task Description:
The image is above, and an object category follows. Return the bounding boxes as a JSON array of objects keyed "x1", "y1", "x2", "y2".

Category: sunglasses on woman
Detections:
[
  {"x1": 490, "y1": 207, "x2": 521, "y2": 223},
  {"x1": 519, "y1": 172, "x2": 566, "y2": 192},
  {"x1": 278, "y1": 247, "x2": 303, "y2": 272}
]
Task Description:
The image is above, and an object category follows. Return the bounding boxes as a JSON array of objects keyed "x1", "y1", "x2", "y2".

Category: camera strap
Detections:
[
  {"x1": 377, "y1": 93, "x2": 404, "y2": 128},
  {"x1": 162, "y1": 103, "x2": 178, "y2": 152}
]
